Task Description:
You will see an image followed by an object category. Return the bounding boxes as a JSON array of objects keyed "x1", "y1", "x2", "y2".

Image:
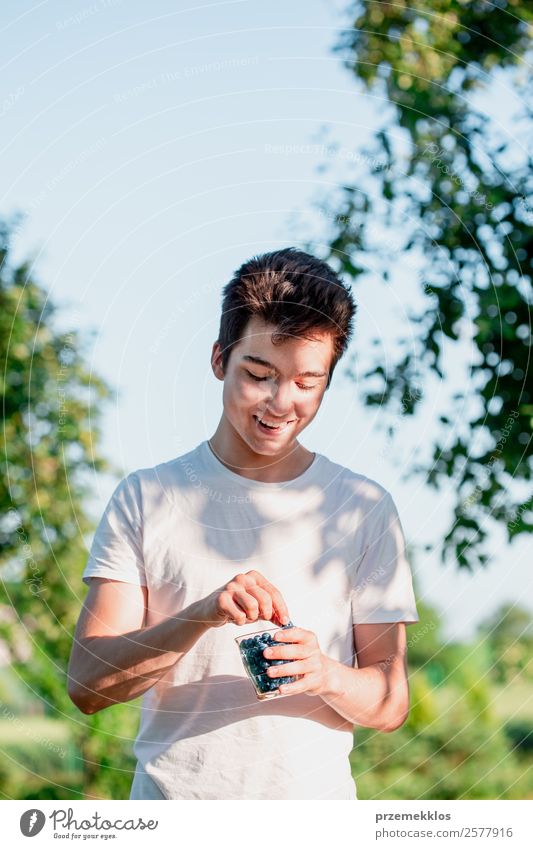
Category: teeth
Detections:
[{"x1": 257, "y1": 417, "x2": 290, "y2": 431}]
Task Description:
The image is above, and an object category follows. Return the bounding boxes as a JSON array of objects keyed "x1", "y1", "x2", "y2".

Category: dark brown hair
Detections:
[{"x1": 217, "y1": 247, "x2": 357, "y2": 388}]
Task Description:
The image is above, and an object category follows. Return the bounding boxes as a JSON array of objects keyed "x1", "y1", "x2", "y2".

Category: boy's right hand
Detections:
[{"x1": 201, "y1": 570, "x2": 290, "y2": 629}]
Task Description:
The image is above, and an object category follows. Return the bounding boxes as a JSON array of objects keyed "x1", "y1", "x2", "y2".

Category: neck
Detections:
[{"x1": 208, "y1": 419, "x2": 315, "y2": 483}]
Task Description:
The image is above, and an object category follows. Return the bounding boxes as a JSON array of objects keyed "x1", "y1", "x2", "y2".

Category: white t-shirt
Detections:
[{"x1": 83, "y1": 440, "x2": 419, "y2": 800}]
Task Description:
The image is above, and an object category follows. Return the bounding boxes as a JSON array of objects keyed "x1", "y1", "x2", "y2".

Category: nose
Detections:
[{"x1": 264, "y1": 379, "x2": 294, "y2": 418}]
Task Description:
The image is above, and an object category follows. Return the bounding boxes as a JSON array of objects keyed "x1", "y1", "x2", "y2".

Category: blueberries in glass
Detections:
[{"x1": 237, "y1": 624, "x2": 298, "y2": 698}]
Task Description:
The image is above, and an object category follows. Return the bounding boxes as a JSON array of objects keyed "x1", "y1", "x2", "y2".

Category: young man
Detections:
[{"x1": 68, "y1": 247, "x2": 419, "y2": 800}]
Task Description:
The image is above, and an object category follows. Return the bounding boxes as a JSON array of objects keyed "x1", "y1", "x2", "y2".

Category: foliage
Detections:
[
  {"x1": 477, "y1": 602, "x2": 533, "y2": 684},
  {"x1": 0, "y1": 214, "x2": 133, "y2": 798},
  {"x1": 353, "y1": 663, "x2": 533, "y2": 800},
  {"x1": 351, "y1": 603, "x2": 533, "y2": 799},
  {"x1": 503, "y1": 719, "x2": 533, "y2": 756},
  {"x1": 404, "y1": 598, "x2": 443, "y2": 669},
  {"x1": 319, "y1": 0, "x2": 533, "y2": 571}
]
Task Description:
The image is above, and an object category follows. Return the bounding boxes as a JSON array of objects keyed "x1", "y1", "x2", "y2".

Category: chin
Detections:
[
  {"x1": 251, "y1": 442, "x2": 288, "y2": 456},
  {"x1": 249, "y1": 431, "x2": 300, "y2": 456}
]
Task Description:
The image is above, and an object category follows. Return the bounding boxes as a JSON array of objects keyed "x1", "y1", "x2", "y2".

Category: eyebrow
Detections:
[{"x1": 242, "y1": 355, "x2": 327, "y2": 379}]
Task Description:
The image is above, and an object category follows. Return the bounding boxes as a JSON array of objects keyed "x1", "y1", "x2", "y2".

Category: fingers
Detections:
[
  {"x1": 221, "y1": 571, "x2": 291, "y2": 627},
  {"x1": 271, "y1": 627, "x2": 310, "y2": 644},
  {"x1": 262, "y1": 643, "x2": 311, "y2": 661},
  {"x1": 276, "y1": 677, "x2": 308, "y2": 696},
  {"x1": 217, "y1": 590, "x2": 252, "y2": 626},
  {"x1": 231, "y1": 587, "x2": 263, "y2": 622},
  {"x1": 265, "y1": 660, "x2": 307, "y2": 679},
  {"x1": 243, "y1": 584, "x2": 274, "y2": 621},
  {"x1": 246, "y1": 571, "x2": 290, "y2": 624}
]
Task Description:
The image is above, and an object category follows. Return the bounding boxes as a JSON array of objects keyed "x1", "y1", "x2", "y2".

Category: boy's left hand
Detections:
[{"x1": 263, "y1": 626, "x2": 332, "y2": 696}]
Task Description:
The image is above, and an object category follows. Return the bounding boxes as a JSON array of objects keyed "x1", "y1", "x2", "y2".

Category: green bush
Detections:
[{"x1": 351, "y1": 667, "x2": 533, "y2": 800}]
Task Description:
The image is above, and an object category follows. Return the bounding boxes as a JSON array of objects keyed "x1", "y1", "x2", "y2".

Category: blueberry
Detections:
[
  {"x1": 282, "y1": 620, "x2": 294, "y2": 629},
  {"x1": 239, "y1": 630, "x2": 297, "y2": 695}
]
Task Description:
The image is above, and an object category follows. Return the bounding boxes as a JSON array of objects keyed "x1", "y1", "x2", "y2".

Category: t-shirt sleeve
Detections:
[
  {"x1": 82, "y1": 473, "x2": 146, "y2": 586},
  {"x1": 351, "y1": 491, "x2": 419, "y2": 624}
]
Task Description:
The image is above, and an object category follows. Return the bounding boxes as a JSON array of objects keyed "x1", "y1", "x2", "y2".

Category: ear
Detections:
[{"x1": 211, "y1": 340, "x2": 225, "y2": 381}]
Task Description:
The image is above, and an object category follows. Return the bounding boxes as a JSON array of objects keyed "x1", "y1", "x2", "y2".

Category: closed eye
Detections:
[
  {"x1": 245, "y1": 369, "x2": 269, "y2": 382},
  {"x1": 245, "y1": 370, "x2": 315, "y2": 391}
]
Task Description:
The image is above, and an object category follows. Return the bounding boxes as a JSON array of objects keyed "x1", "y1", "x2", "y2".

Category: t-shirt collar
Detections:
[{"x1": 201, "y1": 440, "x2": 323, "y2": 489}]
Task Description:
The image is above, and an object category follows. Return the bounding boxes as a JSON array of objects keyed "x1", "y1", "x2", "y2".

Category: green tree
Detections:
[
  {"x1": 477, "y1": 602, "x2": 533, "y2": 684},
  {"x1": 319, "y1": 0, "x2": 533, "y2": 571},
  {"x1": 405, "y1": 597, "x2": 442, "y2": 669},
  {"x1": 0, "y1": 214, "x2": 137, "y2": 798},
  {"x1": 355, "y1": 625, "x2": 531, "y2": 799}
]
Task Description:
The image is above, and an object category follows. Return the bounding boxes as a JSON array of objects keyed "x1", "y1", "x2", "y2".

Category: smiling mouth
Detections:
[{"x1": 253, "y1": 415, "x2": 296, "y2": 434}]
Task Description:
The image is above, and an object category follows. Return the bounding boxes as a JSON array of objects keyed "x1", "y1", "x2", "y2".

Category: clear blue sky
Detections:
[{"x1": 2, "y1": 0, "x2": 531, "y2": 641}]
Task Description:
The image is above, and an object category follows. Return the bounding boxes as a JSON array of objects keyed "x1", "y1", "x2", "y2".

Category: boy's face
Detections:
[{"x1": 211, "y1": 316, "x2": 334, "y2": 457}]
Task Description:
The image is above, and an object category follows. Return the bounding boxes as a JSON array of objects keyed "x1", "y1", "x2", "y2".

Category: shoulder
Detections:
[
  {"x1": 119, "y1": 443, "x2": 204, "y2": 507},
  {"x1": 317, "y1": 452, "x2": 393, "y2": 510}
]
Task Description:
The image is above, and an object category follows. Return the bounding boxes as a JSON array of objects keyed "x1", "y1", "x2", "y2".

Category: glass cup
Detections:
[{"x1": 235, "y1": 623, "x2": 301, "y2": 701}]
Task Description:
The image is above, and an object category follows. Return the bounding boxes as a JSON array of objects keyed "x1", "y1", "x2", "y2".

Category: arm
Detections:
[
  {"x1": 320, "y1": 622, "x2": 410, "y2": 732},
  {"x1": 68, "y1": 570, "x2": 291, "y2": 715},
  {"x1": 317, "y1": 494, "x2": 416, "y2": 730},
  {"x1": 67, "y1": 578, "x2": 211, "y2": 715},
  {"x1": 265, "y1": 622, "x2": 410, "y2": 733}
]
